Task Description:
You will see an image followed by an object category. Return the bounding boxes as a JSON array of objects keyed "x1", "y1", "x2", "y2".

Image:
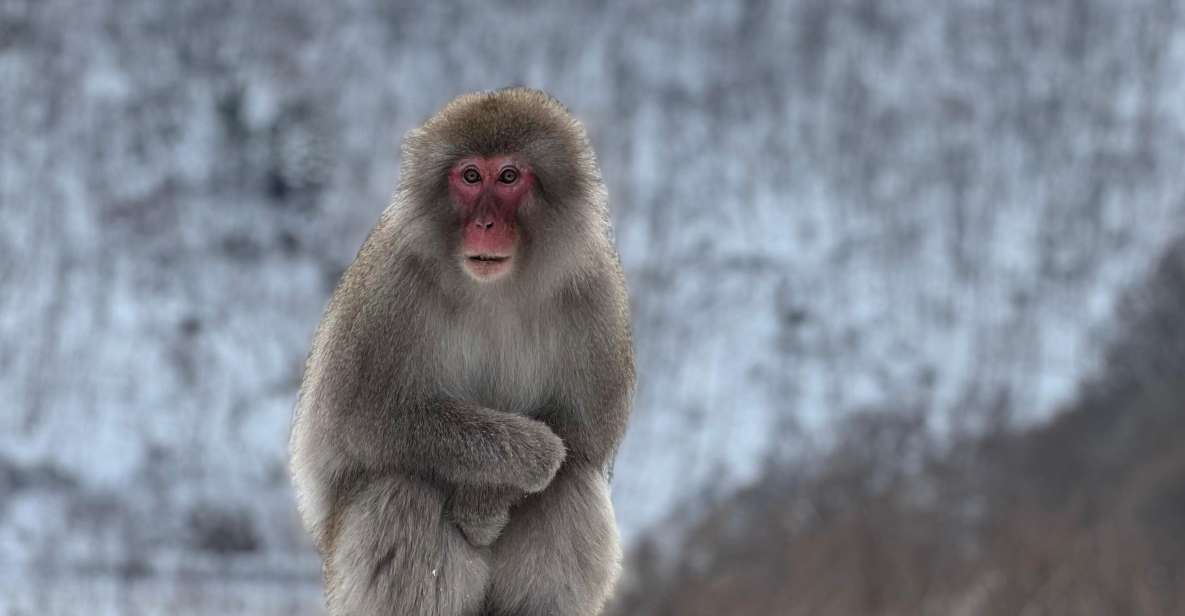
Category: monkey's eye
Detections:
[
  {"x1": 498, "y1": 168, "x2": 519, "y2": 184},
  {"x1": 462, "y1": 168, "x2": 481, "y2": 184}
]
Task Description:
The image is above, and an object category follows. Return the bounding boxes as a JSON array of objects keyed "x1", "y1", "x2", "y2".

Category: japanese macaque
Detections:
[{"x1": 289, "y1": 88, "x2": 635, "y2": 616}]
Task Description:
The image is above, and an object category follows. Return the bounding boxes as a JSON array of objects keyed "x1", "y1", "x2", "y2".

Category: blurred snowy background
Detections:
[{"x1": 3, "y1": 1, "x2": 1185, "y2": 614}]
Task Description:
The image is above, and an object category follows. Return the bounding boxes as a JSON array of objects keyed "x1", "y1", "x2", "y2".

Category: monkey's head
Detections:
[{"x1": 398, "y1": 88, "x2": 608, "y2": 288}]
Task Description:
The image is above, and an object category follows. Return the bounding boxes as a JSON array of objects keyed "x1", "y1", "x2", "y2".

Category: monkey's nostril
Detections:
[{"x1": 475, "y1": 220, "x2": 495, "y2": 230}]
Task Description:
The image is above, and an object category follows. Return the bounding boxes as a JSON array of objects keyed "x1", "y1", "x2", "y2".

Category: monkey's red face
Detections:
[{"x1": 448, "y1": 156, "x2": 534, "y2": 282}]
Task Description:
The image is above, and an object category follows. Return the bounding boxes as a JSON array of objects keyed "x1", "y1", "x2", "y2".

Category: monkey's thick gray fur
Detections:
[{"x1": 290, "y1": 88, "x2": 634, "y2": 616}]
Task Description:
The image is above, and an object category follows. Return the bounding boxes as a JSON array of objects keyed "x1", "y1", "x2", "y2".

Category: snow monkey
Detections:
[{"x1": 290, "y1": 88, "x2": 635, "y2": 616}]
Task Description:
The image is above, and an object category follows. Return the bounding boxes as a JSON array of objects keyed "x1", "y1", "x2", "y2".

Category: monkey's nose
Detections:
[{"x1": 473, "y1": 220, "x2": 495, "y2": 230}]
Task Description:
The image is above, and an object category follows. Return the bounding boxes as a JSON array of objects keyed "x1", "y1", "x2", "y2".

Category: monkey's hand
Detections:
[
  {"x1": 506, "y1": 415, "x2": 566, "y2": 493},
  {"x1": 448, "y1": 485, "x2": 521, "y2": 548}
]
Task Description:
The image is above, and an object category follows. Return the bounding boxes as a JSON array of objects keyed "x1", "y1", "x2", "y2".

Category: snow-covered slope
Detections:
[{"x1": 2, "y1": 0, "x2": 1184, "y2": 575}]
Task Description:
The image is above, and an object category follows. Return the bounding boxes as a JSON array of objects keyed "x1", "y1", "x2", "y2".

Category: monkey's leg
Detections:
[
  {"x1": 326, "y1": 474, "x2": 491, "y2": 616},
  {"x1": 483, "y1": 467, "x2": 621, "y2": 616}
]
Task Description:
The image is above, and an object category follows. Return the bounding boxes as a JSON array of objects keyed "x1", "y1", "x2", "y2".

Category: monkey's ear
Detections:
[
  {"x1": 400, "y1": 126, "x2": 427, "y2": 163},
  {"x1": 398, "y1": 129, "x2": 456, "y2": 198}
]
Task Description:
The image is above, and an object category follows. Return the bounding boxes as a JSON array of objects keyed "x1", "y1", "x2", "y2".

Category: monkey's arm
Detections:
[
  {"x1": 344, "y1": 399, "x2": 554, "y2": 548},
  {"x1": 541, "y1": 383, "x2": 630, "y2": 474},
  {"x1": 338, "y1": 398, "x2": 566, "y2": 495},
  {"x1": 540, "y1": 296, "x2": 635, "y2": 473}
]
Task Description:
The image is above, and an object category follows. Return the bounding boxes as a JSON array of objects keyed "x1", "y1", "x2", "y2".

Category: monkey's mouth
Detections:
[
  {"x1": 462, "y1": 253, "x2": 514, "y2": 280},
  {"x1": 466, "y1": 254, "x2": 511, "y2": 263}
]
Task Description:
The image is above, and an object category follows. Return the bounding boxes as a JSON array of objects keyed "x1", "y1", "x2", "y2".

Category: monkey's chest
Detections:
[{"x1": 434, "y1": 316, "x2": 560, "y2": 415}]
